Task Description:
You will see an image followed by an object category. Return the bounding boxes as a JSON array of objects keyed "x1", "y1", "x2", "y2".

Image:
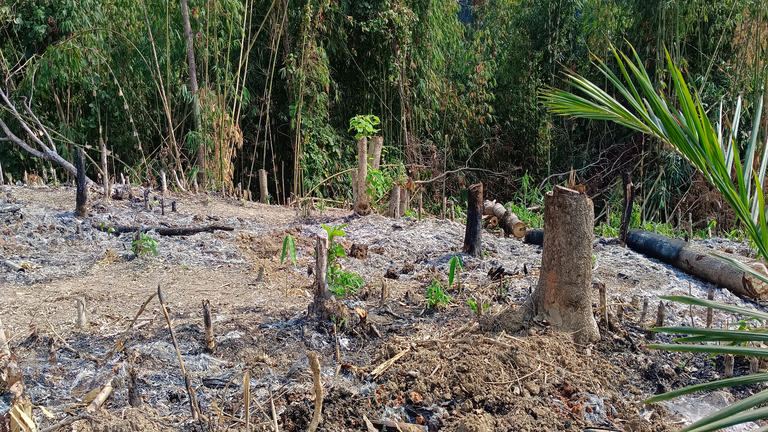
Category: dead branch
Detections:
[
  {"x1": 100, "y1": 292, "x2": 158, "y2": 364},
  {"x1": 0, "y1": 88, "x2": 93, "y2": 186},
  {"x1": 86, "y1": 377, "x2": 117, "y2": 413},
  {"x1": 38, "y1": 413, "x2": 99, "y2": 432}
]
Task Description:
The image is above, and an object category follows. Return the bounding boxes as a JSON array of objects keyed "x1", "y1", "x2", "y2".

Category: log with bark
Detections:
[
  {"x1": 626, "y1": 229, "x2": 768, "y2": 299},
  {"x1": 92, "y1": 223, "x2": 234, "y2": 236},
  {"x1": 483, "y1": 200, "x2": 526, "y2": 238}
]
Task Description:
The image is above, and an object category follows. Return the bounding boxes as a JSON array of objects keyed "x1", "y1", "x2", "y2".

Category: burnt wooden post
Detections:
[
  {"x1": 619, "y1": 171, "x2": 635, "y2": 246},
  {"x1": 203, "y1": 299, "x2": 215, "y2": 352},
  {"x1": 76, "y1": 148, "x2": 88, "y2": 217},
  {"x1": 462, "y1": 182, "x2": 483, "y2": 257}
]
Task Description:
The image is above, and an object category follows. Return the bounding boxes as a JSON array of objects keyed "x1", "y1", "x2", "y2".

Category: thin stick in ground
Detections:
[{"x1": 307, "y1": 351, "x2": 323, "y2": 432}]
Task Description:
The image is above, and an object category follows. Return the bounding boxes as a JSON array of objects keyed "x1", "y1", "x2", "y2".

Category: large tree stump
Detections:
[
  {"x1": 76, "y1": 148, "x2": 88, "y2": 217},
  {"x1": 462, "y1": 183, "x2": 483, "y2": 257},
  {"x1": 529, "y1": 185, "x2": 599, "y2": 344},
  {"x1": 626, "y1": 229, "x2": 768, "y2": 299},
  {"x1": 259, "y1": 169, "x2": 268, "y2": 203},
  {"x1": 355, "y1": 137, "x2": 371, "y2": 215},
  {"x1": 368, "y1": 136, "x2": 383, "y2": 171},
  {"x1": 483, "y1": 200, "x2": 526, "y2": 238},
  {"x1": 388, "y1": 184, "x2": 401, "y2": 218}
]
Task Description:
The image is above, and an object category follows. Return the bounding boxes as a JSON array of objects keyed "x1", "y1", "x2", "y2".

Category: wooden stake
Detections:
[
  {"x1": 418, "y1": 191, "x2": 423, "y2": 221},
  {"x1": 619, "y1": 171, "x2": 636, "y2": 246},
  {"x1": 639, "y1": 298, "x2": 649, "y2": 325},
  {"x1": 42, "y1": 167, "x2": 49, "y2": 185},
  {"x1": 355, "y1": 137, "x2": 370, "y2": 215},
  {"x1": 724, "y1": 354, "x2": 734, "y2": 378},
  {"x1": 76, "y1": 148, "x2": 88, "y2": 217},
  {"x1": 0, "y1": 160, "x2": 4, "y2": 186},
  {"x1": 449, "y1": 201, "x2": 455, "y2": 222},
  {"x1": 259, "y1": 169, "x2": 268, "y2": 203},
  {"x1": 388, "y1": 184, "x2": 400, "y2": 218},
  {"x1": 101, "y1": 139, "x2": 111, "y2": 199},
  {"x1": 243, "y1": 371, "x2": 250, "y2": 432},
  {"x1": 399, "y1": 186, "x2": 410, "y2": 217},
  {"x1": 687, "y1": 212, "x2": 693, "y2": 240},
  {"x1": 313, "y1": 234, "x2": 332, "y2": 310},
  {"x1": 76, "y1": 298, "x2": 86, "y2": 329},
  {"x1": 193, "y1": 177, "x2": 199, "y2": 194},
  {"x1": 442, "y1": 196, "x2": 447, "y2": 220},
  {"x1": 203, "y1": 299, "x2": 215, "y2": 352},
  {"x1": 128, "y1": 367, "x2": 141, "y2": 407},
  {"x1": 160, "y1": 170, "x2": 167, "y2": 196},
  {"x1": 598, "y1": 281, "x2": 608, "y2": 328},
  {"x1": 238, "y1": 182, "x2": 243, "y2": 199},
  {"x1": 706, "y1": 285, "x2": 714, "y2": 328},
  {"x1": 52, "y1": 167, "x2": 57, "y2": 186},
  {"x1": 144, "y1": 188, "x2": 151, "y2": 211}
]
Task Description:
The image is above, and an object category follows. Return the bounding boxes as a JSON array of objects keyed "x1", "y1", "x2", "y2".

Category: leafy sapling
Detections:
[
  {"x1": 281, "y1": 234, "x2": 297, "y2": 267},
  {"x1": 448, "y1": 254, "x2": 464, "y2": 294},
  {"x1": 132, "y1": 232, "x2": 158, "y2": 257}
]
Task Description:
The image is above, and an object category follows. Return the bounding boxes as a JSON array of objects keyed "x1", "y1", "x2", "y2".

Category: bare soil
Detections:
[{"x1": 1, "y1": 185, "x2": 766, "y2": 431}]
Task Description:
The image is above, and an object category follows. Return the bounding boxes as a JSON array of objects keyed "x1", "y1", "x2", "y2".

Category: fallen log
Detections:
[
  {"x1": 483, "y1": 200, "x2": 526, "y2": 238},
  {"x1": 523, "y1": 228, "x2": 544, "y2": 246},
  {"x1": 626, "y1": 229, "x2": 768, "y2": 299},
  {"x1": 92, "y1": 223, "x2": 234, "y2": 236}
]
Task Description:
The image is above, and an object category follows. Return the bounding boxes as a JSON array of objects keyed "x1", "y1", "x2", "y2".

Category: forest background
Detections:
[{"x1": 1, "y1": 0, "x2": 767, "y2": 229}]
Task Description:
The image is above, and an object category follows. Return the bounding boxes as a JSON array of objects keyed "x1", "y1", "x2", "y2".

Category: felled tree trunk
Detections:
[
  {"x1": 626, "y1": 229, "x2": 768, "y2": 299},
  {"x1": 462, "y1": 183, "x2": 483, "y2": 257},
  {"x1": 259, "y1": 169, "x2": 268, "y2": 203},
  {"x1": 388, "y1": 184, "x2": 401, "y2": 218},
  {"x1": 355, "y1": 137, "x2": 371, "y2": 215},
  {"x1": 528, "y1": 185, "x2": 599, "y2": 344},
  {"x1": 368, "y1": 136, "x2": 383, "y2": 171},
  {"x1": 76, "y1": 148, "x2": 88, "y2": 217},
  {"x1": 483, "y1": 200, "x2": 526, "y2": 238}
]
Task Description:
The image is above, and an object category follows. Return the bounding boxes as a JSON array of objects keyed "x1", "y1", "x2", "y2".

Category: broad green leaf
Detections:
[
  {"x1": 646, "y1": 344, "x2": 768, "y2": 357},
  {"x1": 657, "y1": 296, "x2": 768, "y2": 321}
]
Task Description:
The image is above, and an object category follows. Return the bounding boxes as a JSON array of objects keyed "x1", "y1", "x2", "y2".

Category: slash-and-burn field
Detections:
[{"x1": 1, "y1": 185, "x2": 767, "y2": 431}]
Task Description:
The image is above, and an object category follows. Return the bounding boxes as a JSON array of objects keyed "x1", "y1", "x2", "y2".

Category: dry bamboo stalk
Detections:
[
  {"x1": 307, "y1": 351, "x2": 323, "y2": 432},
  {"x1": 158, "y1": 285, "x2": 200, "y2": 419},
  {"x1": 203, "y1": 299, "x2": 215, "y2": 352},
  {"x1": 86, "y1": 377, "x2": 117, "y2": 413},
  {"x1": 160, "y1": 170, "x2": 167, "y2": 195},
  {"x1": 706, "y1": 285, "x2": 714, "y2": 328}
]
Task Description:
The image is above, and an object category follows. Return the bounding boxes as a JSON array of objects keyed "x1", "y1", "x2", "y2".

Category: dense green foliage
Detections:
[{"x1": 1, "y1": 0, "x2": 766, "y2": 226}]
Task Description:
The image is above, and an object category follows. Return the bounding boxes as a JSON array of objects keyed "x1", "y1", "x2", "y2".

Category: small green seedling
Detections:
[
  {"x1": 448, "y1": 254, "x2": 464, "y2": 293},
  {"x1": 281, "y1": 234, "x2": 297, "y2": 267},
  {"x1": 467, "y1": 295, "x2": 490, "y2": 317},
  {"x1": 132, "y1": 232, "x2": 158, "y2": 257},
  {"x1": 426, "y1": 279, "x2": 453, "y2": 309}
]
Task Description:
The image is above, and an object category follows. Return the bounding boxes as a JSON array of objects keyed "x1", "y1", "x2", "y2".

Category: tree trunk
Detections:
[
  {"x1": 529, "y1": 185, "x2": 599, "y2": 344},
  {"x1": 368, "y1": 136, "x2": 384, "y2": 171},
  {"x1": 181, "y1": 0, "x2": 205, "y2": 188},
  {"x1": 626, "y1": 229, "x2": 768, "y2": 299},
  {"x1": 259, "y1": 169, "x2": 268, "y2": 203},
  {"x1": 388, "y1": 184, "x2": 401, "y2": 218},
  {"x1": 483, "y1": 200, "x2": 526, "y2": 238},
  {"x1": 399, "y1": 187, "x2": 410, "y2": 217},
  {"x1": 355, "y1": 137, "x2": 371, "y2": 215},
  {"x1": 620, "y1": 171, "x2": 635, "y2": 245},
  {"x1": 76, "y1": 148, "x2": 88, "y2": 217},
  {"x1": 462, "y1": 183, "x2": 483, "y2": 257}
]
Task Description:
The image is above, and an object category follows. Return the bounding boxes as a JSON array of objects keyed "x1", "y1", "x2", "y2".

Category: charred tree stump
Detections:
[
  {"x1": 528, "y1": 185, "x2": 600, "y2": 344},
  {"x1": 203, "y1": 299, "x2": 215, "y2": 352},
  {"x1": 388, "y1": 184, "x2": 401, "y2": 218},
  {"x1": 355, "y1": 137, "x2": 371, "y2": 215},
  {"x1": 76, "y1": 148, "x2": 88, "y2": 217},
  {"x1": 399, "y1": 187, "x2": 410, "y2": 217},
  {"x1": 368, "y1": 136, "x2": 383, "y2": 171},
  {"x1": 483, "y1": 200, "x2": 526, "y2": 238},
  {"x1": 620, "y1": 171, "x2": 635, "y2": 245},
  {"x1": 462, "y1": 183, "x2": 483, "y2": 257},
  {"x1": 259, "y1": 169, "x2": 268, "y2": 203},
  {"x1": 626, "y1": 229, "x2": 768, "y2": 299}
]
